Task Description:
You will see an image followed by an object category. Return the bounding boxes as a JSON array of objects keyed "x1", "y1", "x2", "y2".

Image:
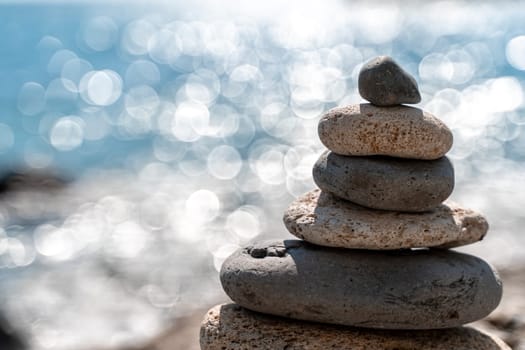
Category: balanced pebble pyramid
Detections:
[{"x1": 200, "y1": 56, "x2": 510, "y2": 349}]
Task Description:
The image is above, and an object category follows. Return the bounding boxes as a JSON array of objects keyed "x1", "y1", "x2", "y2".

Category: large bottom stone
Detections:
[
  {"x1": 220, "y1": 240, "x2": 502, "y2": 329},
  {"x1": 200, "y1": 304, "x2": 511, "y2": 350}
]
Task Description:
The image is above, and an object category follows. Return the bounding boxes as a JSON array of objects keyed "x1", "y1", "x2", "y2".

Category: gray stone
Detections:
[
  {"x1": 317, "y1": 104, "x2": 453, "y2": 160},
  {"x1": 312, "y1": 151, "x2": 454, "y2": 212},
  {"x1": 283, "y1": 189, "x2": 489, "y2": 250},
  {"x1": 358, "y1": 56, "x2": 421, "y2": 106},
  {"x1": 201, "y1": 304, "x2": 511, "y2": 350},
  {"x1": 220, "y1": 240, "x2": 502, "y2": 330}
]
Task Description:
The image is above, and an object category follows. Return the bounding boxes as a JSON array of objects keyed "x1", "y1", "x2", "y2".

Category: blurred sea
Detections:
[{"x1": 0, "y1": 1, "x2": 525, "y2": 349}]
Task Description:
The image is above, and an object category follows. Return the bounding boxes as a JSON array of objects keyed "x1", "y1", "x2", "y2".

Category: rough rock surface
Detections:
[
  {"x1": 200, "y1": 304, "x2": 511, "y2": 350},
  {"x1": 283, "y1": 189, "x2": 488, "y2": 250},
  {"x1": 318, "y1": 103, "x2": 453, "y2": 160},
  {"x1": 312, "y1": 151, "x2": 454, "y2": 212},
  {"x1": 220, "y1": 240, "x2": 502, "y2": 330},
  {"x1": 358, "y1": 55, "x2": 421, "y2": 106}
]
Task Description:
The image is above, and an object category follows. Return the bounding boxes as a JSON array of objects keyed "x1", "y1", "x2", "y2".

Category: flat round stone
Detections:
[
  {"x1": 284, "y1": 189, "x2": 489, "y2": 250},
  {"x1": 312, "y1": 151, "x2": 454, "y2": 212},
  {"x1": 318, "y1": 104, "x2": 453, "y2": 160},
  {"x1": 201, "y1": 304, "x2": 510, "y2": 350},
  {"x1": 220, "y1": 240, "x2": 502, "y2": 330},
  {"x1": 358, "y1": 56, "x2": 421, "y2": 106}
]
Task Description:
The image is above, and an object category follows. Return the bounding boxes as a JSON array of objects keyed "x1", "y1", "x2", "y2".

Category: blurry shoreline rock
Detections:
[
  {"x1": 201, "y1": 56, "x2": 510, "y2": 349},
  {"x1": 0, "y1": 314, "x2": 26, "y2": 350},
  {"x1": 0, "y1": 169, "x2": 71, "y2": 350},
  {"x1": 0, "y1": 169, "x2": 72, "y2": 196},
  {"x1": 0, "y1": 169, "x2": 73, "y2": 226}
]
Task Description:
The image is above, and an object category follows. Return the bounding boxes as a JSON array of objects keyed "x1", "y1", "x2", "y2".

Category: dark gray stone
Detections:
[
  {"x1": 358, "y1": 56, "x2": 421, "y2": 106},
  {"x1": 0, "y1": 314, "x2": 25, "y2": 350},
  {"x1": 312, "y1": 151, "x2": 454, "y2": 212},
  {"x1": 220, "y1": 240, "x2": 503, "y2": 330}
]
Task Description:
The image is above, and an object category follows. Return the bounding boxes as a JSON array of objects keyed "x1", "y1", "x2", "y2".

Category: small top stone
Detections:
[{"x1": 358, "y1": 56, "x2": 421, "y2": 106}]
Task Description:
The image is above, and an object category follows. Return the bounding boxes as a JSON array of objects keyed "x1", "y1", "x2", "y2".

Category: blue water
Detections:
[
  {"x1": 2, "y1": 5, "x2": 138, "y2": 172},
  {"x1": 1, "y1": 3, "x2": 524, "y2": 175}
]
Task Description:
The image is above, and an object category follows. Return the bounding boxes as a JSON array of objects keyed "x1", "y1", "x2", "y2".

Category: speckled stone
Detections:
[
  {"x1": 220, "y1": 240, "x2": 502, "y2": 330},
  {"x1": 283, "y1": 189, "x2": 489, "y2": 250},
  {"x1": 200, "y1": 304, "x2": 511, "y2": 350},
  {"x1": 312, "y1": 151, "x2": 454, "y2": 212},
  {"x1": 358, "y1": 56, "x2": 421, "y2": 106},
  {"x1": 318, "y1": 104, "x2": 453, "y2": 160}
]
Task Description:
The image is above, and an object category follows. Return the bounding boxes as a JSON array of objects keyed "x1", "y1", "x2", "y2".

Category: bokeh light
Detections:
[
  {"x1": 18, "y1": 82, "x2": 46, "y2": 116},
  {"x1": 185, "y1": 189, "x2": 220, "y2": 223},
  {"x1": 50, "y1": 117, "x2": 84, "y2": 151},
  {"x1": 506, "y1": 35, "x2": 525, "y2": 70},
  {"x1": 80, "y1": 70, "x2": 123, "y2": 106},
  {"x1": 171, "y1": 100, "x2": 210, "y2": 142},
  {"x1": 207, "y1": 145, "x2": 242, "y2": 180},
  {"x1": 82, "y1": 16, "x2": 118, "y2": 52},
  {"x1": 0, "y1": 123, "x2": 15, "y2": 153}
]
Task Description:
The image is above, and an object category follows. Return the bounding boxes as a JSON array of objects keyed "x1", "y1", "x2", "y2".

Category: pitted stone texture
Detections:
[
  {"x1": 283, "y1": 189, "x2": 489, "y2": 250},
  {"x1": 318, "y1": 104, "x2": 453, "y2": 160},
  {"x1": 312, "y1": 151, "x2": 454, "y2": 212},
  {"x1": 200, "y1": 304, "x2": 511, "y2": 350},
  {"x1": 358, "y1": 56, "x2": 421, "y2": 106},
  {"x1": 220, "y1": 240, "x2": 502, "y2": 330}
]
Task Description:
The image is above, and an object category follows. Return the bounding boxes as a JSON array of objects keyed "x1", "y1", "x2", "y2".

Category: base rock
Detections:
[{"x1": 200, "y1": 304, "x2": 510, "y2": 350}]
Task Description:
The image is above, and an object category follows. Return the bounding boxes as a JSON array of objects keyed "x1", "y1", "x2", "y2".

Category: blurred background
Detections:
[{"x1": 0, "y1": 0, "x2": 524, "y2": 349}]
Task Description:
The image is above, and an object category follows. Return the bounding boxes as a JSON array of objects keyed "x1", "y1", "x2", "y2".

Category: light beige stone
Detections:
[
  {"x1": 283, "y1": 189, "x2": 488, "y2": 250},
  {"x1": 318, "y1": 103, "x2": 453, "y2": 160},
  {"x1": 200, "y1": 304, "x2": 511, "y2": 350}
]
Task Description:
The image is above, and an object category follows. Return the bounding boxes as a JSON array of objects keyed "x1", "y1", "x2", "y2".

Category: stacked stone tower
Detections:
[{"x1": 200, "y1": 56, "x2": 509, "y2": 349}]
